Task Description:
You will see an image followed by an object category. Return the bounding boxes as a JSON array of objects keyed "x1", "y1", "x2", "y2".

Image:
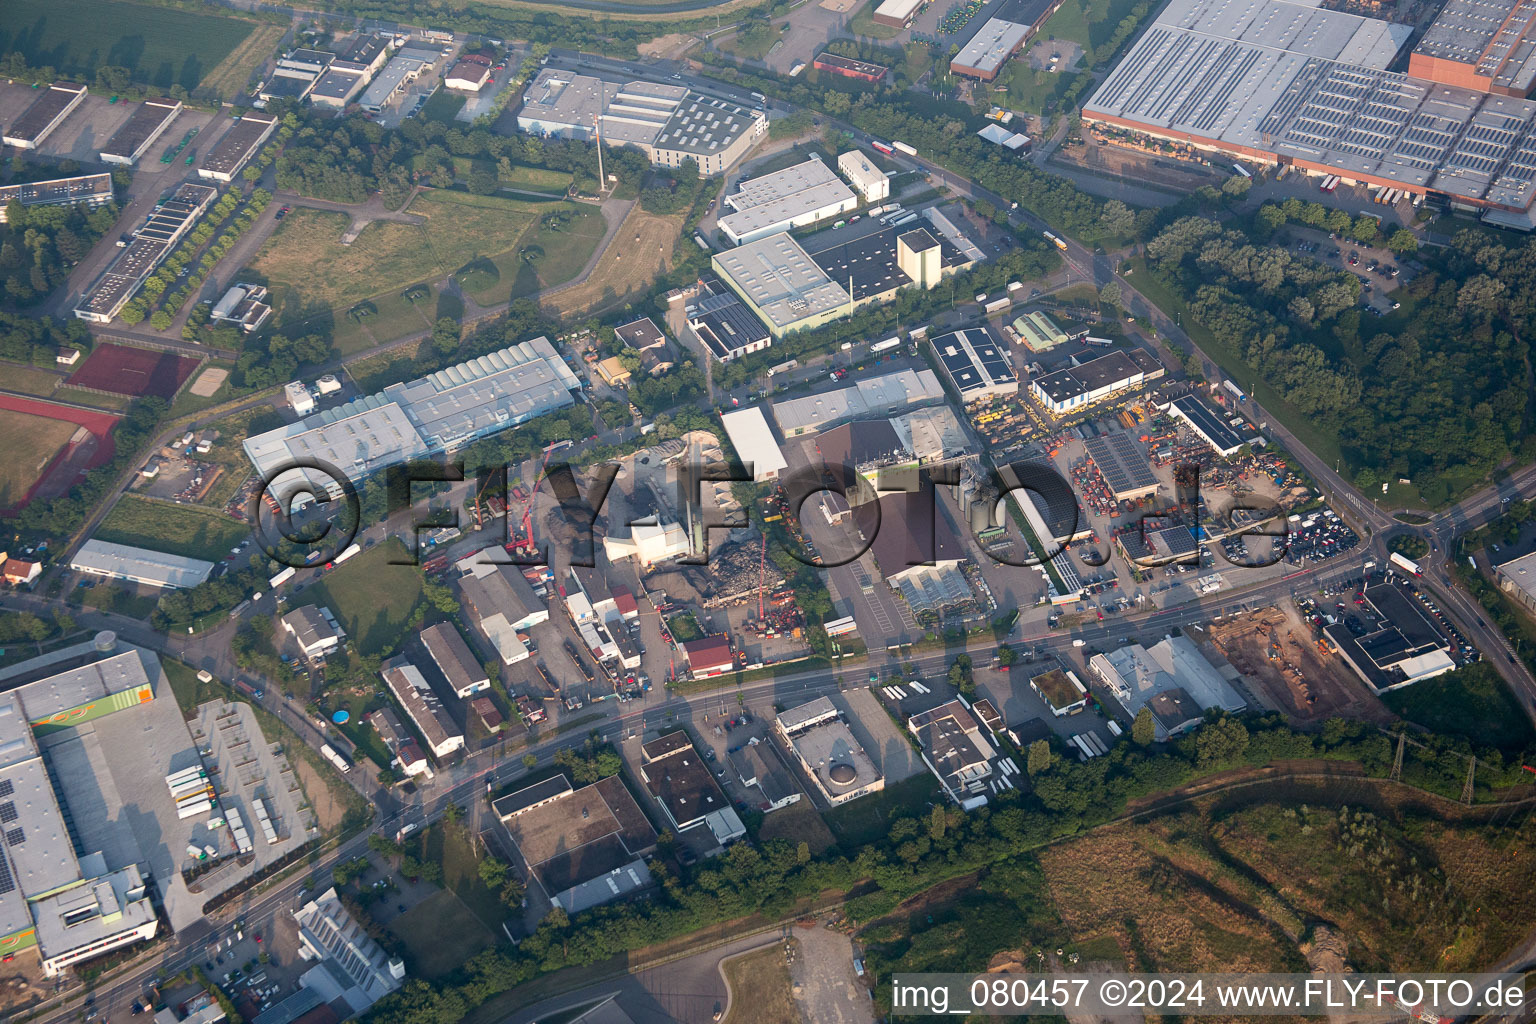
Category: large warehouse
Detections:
[
  {"x1": 199, "y1": 113, "x2": 278, "y2": 183},
  {"x1": 75, "y1": 182, "x2": 219, "y2": 323},
  {"x1": 774, "y1": 367, "x2": 945, "y2": 436},
  {"x1": 931, "y1": 327, "x2": 1018, "y2": 403},
  {"x1": 98, "y1": 98, "x2": 183, "y2": 165},
  {"x1": 69, "y1": 540, "x2": 215, "y2": 590},
  {"x1": 1083, "y1": 0, "x2": 1536, "y2": 227},
  {"x1": 774, "y1": 698, "x2": 884, "y2": 806},
  {"x1": 3, "y1": 83, "x2": 87, "y2": 150},
  {"x1": 517, "y1": 70, "x2": 766, "y2": 175},
  {"x1": 720, "y1": 407, "x2": 788, "y2": 481},
  {"x1": 0, "y1": 174, "x2": 114, "y2": 224},
  {"x1": 1029, "y1": 349, "x2": 1162, "y2": 415},
  {"x1": 950, "y1": 0, "x2": 1070, "y2": 80},
  {"x1": 837, "y1": 149, "x2": 890, "y2": 202},
  {"x1": 718, "y1": 155, "x2": 857, "y2": 244},
  {"x1": 244, "y1": 337, "x2": 580, "y2": 507}
]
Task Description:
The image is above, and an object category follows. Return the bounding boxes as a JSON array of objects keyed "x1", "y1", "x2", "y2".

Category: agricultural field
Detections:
[
  {"x1": 0, "y1": 0, "x2": 259, "y2": 93},
  {"x1": 246, "y1": 192, "x2": 605, "y2": 349},
  {"x1": 867, "y1": 791, "x2": 1536, "y2": 984},
  {"x1": 0, "y1": 408, "x2": 77, "y2": 510},
  {"x1": 304, "y1": 537, "x2": 424, "y2": 656},
  {"x1": 198, "y1": 22, "x2": 287, "y2": 101},
  {"x1": 95, "y1": 494, "x2": 250, "y2": 562},
  {"x1": 543, "y1": 205, "x2": 680, "y2": 318}
]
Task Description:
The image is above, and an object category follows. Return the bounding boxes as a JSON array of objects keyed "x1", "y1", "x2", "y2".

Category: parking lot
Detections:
[{"x1": 1284, "y1": 227, "x2": 1410, "y2": 315}]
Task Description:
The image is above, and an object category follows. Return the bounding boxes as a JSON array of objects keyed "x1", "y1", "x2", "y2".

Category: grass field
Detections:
[
  {"x1": 544, "y1": 204, "x2": 679, "y2": 317},
  {"x1": 96, "y1": 494, "x2": 250, "y2": 562},
  {"x1": 0, "y1": 362, "x2": 66, "y2": 399},
  {"x1": 305, "y1": 537, "x2": 424, "y2": 656},
  {"x1": 721, "y1": 947, "x2": 798, "y2": 1024},
  {"x1": 0, "y1": 409, "x2": 76, "y2": 509},
  {"x1": 345, "y1": 338, "x2": 428, "y2": 393},
  {"x1": 420, "y1": 88, "x2": 467, "y2": 124},
  {"x1": 756, "y1": 800, "x2": 837, "y2": 855},
  {"x1": 247, "y1": 192, "x2": 604, "y2": 343},
  {"x1": 823, "y1": 772, "x2": 939, "y2": 847},
  {"x1": 390, "y1": 889, "x2": 494, "y2": 979},
  {"x1": 1, "y1": 0, "x2": 258, "y2": 92},
  {"x1": 199, "y1": 21, "x2": 285, "y2": 100},
  {"x1": 500, "y1": 164, "x2": 573, "y2": 194}
]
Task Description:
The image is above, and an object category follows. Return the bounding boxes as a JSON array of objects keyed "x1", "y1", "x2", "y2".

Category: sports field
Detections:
[
  {"x1": 66, "y1": 343, "x2": 202, "y2": 399},
  {"x1": 246, "y1": 191, "x2": 606, "y2": 349},
  {"x1": 0, "y1": 0, "x2": 258, "y2": 93},
  {"x1": 0, "y1": 409, "x2": 77, "y2": 512},
  {"x1": 96, "y1": 494, "x2": 251, "y2": 562},
  {"x1": 0, "y1": 394, "x2": 119, "y2": 514}
]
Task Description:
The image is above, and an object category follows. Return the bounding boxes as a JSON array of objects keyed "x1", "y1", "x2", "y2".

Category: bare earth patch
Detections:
[{"x1": 189, "y1": 367, "x2": 228, "y2": 397}]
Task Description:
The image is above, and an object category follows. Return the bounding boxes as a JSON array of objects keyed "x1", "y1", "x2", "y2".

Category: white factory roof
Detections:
[
  {"x1": 953, "y1": 18, "x2": 1031, "y2": 75},
  {"x1": 720, "y1": 407, "x2": 787, "y2": 481},
  {"x1": 1083, "y1": 0, "x2": 1536, "y2": 209},
  {"x1": 519, "y1": 69, "x2": 760, "y2": 159},
  {"x1": 718, "y1": 156, "x2": 856, "y2": 242},
  {"x1": 773, "y1": 368, "x2": 945, "y2": 434},
  {"x1": 711, "y1": 233, "x2": 851, "y2": 330},
  {"x1": 837, "y1": 150, "x2": 887, "y2": 192},
  {"x1": 69, "y1": 540, "x2": 215, "y2": 590},
  {"x1": 1498, "y1": 549, "x2": 1536, "y2": 605},
  {"x1": 873, "y1": 0, "x2": 924, "y2": 21},
  {"x1": 1090, "y1": 636, "x2": 1246, "y2": 716},
  {"x1": 245, "y1": 337, "x2": 577, "y2": 505}
]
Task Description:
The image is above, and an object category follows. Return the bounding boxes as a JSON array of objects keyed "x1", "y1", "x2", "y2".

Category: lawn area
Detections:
[
  {"x1": 345, "y1": 338, "x2": 428, "y2": 394},
  {"x1": 0, "y1": 408, "x2": 75, "y2": 509},
  {"x1": 246, "y1": 191, "x2": 601, "y2": 338},
  {"x1": 999, "y1": 62, "x2": 1081, "y2": 116},
  {"x1": 161, "y1": 655, "x2": 225, "y2": 710},
  {"x1": 419, "y1": 821, "x2": 516, "y2": 931},
  {"x1": 334, "y1": 288, "x2": 434, "y2": 357},
  {"x1": 719, "y1": 21, "x2": 783, "y2": 61},
  {"x1": 1128, "y1": 257, "x2": 1344, "y2": 472},
  {"x1": 500, "y1": 164, "x2": 573, "y2": 194},
  {"x1": 304, "y1": 537, "x2": 424, "y2": 657},
  {"x1": 0, "y1": 362, "x2": 66, "y2": 399},
  {"x1": 755, "y1": 800, "x2": 837, "y2": 855},
  {"x1": 96, "y1": 494, "x2": 250, "y2": 561},
  {"x1": 389, "y1": 888, "x2": 495, "y2": 980},
  {"x1": 823, "y1": 772, "x2": 940, "y2": 847},
  {"x1": 0, "y1": 0, "x2": 258, "y2": 92},
  {"x1": 721, "y1": 947, "x2": 798, "y2": 1024},
  {"x1": 420, "y1": 87, "x2": 466, "y2": 124},
  {"x1": 77, "y1": 581, "x2": 159, "y2": 620},
  {"x1": 1382, "y1": 663, "x2": 1535, "y2": 754},
  {"x1": 545, "y1": 205, "x2": 679, "y2": 318},
  {"x1": 1040, "y1": 0, "x2": 1149, "y2": 64}
]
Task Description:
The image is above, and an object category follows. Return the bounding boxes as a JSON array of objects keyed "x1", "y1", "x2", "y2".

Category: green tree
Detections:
[
  {"x1": 432, "y1": 316, "x2": 461, "y2": 356},
  {"x1": 1386, "y1": 229, "x2": 1418, "y2": 257},
  {"x1": 522, "y1": 753, "x2": 538, "y2": 769},
  {"x1": 796, "y1": 841, "x2": 810, "y2": 864},
  {"x1": 929, "y1": 803, "x2": 947, "y2": 841},
  {"x1": 149, "y1": 309, "x2": 173, "y2": 331},
  {"x1": 1026, "y1": 738, "x2": 1052, "y2": 776},
  {"x1": 1132, "y1": 706, "x2": 1156, "y2": 746},
  {"x1": 1099, "y1": 281, "x2": 1123, "y2": 310},
  {"x1": 1195, "y1": 717, "x2": 1249, "y2": 768}
]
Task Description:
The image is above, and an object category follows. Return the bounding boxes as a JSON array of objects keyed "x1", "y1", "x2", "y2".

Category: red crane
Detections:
[{"x1": 510, "y1": 444, "x2": 558, "y2": 555}]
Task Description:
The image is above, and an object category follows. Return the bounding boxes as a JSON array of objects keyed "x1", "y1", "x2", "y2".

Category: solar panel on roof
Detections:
[
  {"x1": 0, "y1": 804, "x2": 15, "y2": 825},
  {"x1": 0, "y1": 781, "x2": 11, "y2": 798},
  {"x1": 5, "y1": 829, "x2": 22, "y2": 848},
  {"x1": 0, "y1": 853, "x2": 13, "y2": 895}
]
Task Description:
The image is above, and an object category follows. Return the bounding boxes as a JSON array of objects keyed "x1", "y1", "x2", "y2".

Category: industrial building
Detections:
[
  {"x1": 870, "y1": 485, "x2": 965, "y2": 584},
  {"x1": 872, "y1": 0, "x2": 924, "y2": 28},
  {"x1": 684, "y1": 279, "x2": 773, "y2": 362},
  {"x1": 422, "y1": 622, "x2": 491, "y2": 698},
  {"x1": 445, "y1": 58, "x2": 493, "y2": 91},
  {"x1": 516, "y1": 69, "x2": 766, "y2": 175},
  {"x1": 1012, "y1": 310, "x2": 1084, "y2": 352},
  {"x1": 309, "y1": 60, "x2": 375, "y2": 108},
  {"x1": 720, "y1": 407, "x2": 787, "y2": 481},
  {"x1": 812, "y1": 53, "x2": 889, "y2": 84},
  {"x1": 728, "y1": 740, "x2": 801, "y2": 812},
  {"x1": 495, "y1": 775, "x2": 657, "y2": 913},
  {"x1": 710, "y1": 224, "x2": 966, "y2": 338},
  {"x1": 718, "y1": 155, "x2": 858, "y2": 245},
  {"x1": 638, "y1": 732, "x2": 745, "y2": 844},
  {"x1": 199, "y1": 114, "x2": 278, "y2": 183},
  {"x1": 1496, "y1": 550, "x2": 1536, "y2": 613},
  {"x1": 774, "y1": 697, "x2": 884, "y2": 806},
  {"x1": 1083, "y1": 431, "x2": 1159, "y2": 501},
  {"x1": 210, "y1": 283, "x2": 272, "y2": 332},
  {"x1": 1323, "y1": 583, "x2": 1457, "y2": 693},
  {"x1": 382, "y1": 658, "x2": 466, "y2": 759},
  {"x1": 931, "y1": 327, "x2": 1018, "y2": 403},
  {"x1": 1028, "y1": 667, "x2": 1090, "y2": 716},
  {"x1": 244, "y1": 336, "x2": 580, "y2": 508},
  {"x1": 74, "y1": 182, "x2": 219, "y2": 323},
  {"x1": 280, "y1": 605, "x2": 346, "y2": 660},
  {"x1": 259, "y1": 48, "x2": 335, "y2": 102},
  {"x1": 3, "y1": 83, "x2": 88, "y2": 149},
  {"x1": 603, "y1": 518, "x2": 693, "y2": 568},
  {"x1": 1163, "y1": 394, "x2": 1248, "y2": 457},
  {"x1": 950, "y1": 0, "x2": 1068, "y2": 78},
  {"x1": 1029, "y1": 349, "x2": 1162, "y2": 415},
  {"x1": 774, "y1": 367, "x2": 945, "y2": 436},
  {"x1": 291, "y1": 887, "x2": 406, "y2": 1017},
  {"x1": 0, "y1": 645, "x2": 187, "y2": 976},
  {"x1": 99, "y1": 98, "x2": 182, "y2": 165},
  {"x1": 456, "y1": 557, "x2": 550, "y2": 631},
  {"x1": 0, "y1": 173, "x2": 114, "y2": 224},
  {"x1": 358, "y1": 46, "x2": 441, "y2": 112},
  {"x1": 69, "y1": 539, "x2": 214, "y2": 590},
  {"x1": 837, "y1": 149, "x2": 890, "y2": 203},
  {"x1": 1088, "y1": 636, "x2": 1247, "y2": 738},
  {"x1": 615, "y1": 317, "x2": 668, "y2": 351},
  {"x1": 818, "y1": 405, "x2": 971, "y2": 494},
  {"x1": 1082, "y1": 0, "x2": 1536, "y2": 228},
  {"x1": 907, "y1": 700, "x2": 995, "y2": 807}
]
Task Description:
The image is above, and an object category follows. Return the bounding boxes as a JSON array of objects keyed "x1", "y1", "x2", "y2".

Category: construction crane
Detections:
[{"x1": 511, "y1": 444, "x2": 558, "y2": 556}]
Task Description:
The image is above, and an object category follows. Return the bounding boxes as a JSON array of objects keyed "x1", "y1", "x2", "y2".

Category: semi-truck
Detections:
[
  {"x1": 1389, "y1": 551, "x2": 1422, "y2": 576},
  {"x1": 1043, "y1": 231, "x2": 1068, "y2": 251},
  {"x1": 893, "y1": 141, "x2": 917, "y2": 156},
  {"x1": 321, "y1": 744, "x2": 352, "y2": 774}
]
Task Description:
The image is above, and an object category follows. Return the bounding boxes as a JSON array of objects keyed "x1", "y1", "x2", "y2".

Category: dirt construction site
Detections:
[{"x1": 1191, "y1": 604, "x2": 1389, "y2": 724}]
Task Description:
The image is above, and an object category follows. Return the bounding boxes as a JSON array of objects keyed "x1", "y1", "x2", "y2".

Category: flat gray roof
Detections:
[
  {"x1": 952, "y1": 18, "x2": 1031, "y2": 76},
  {"x1": 70, "y1": 540, "x2": 215, "y2": 589},
  {"x1": 712, "y1": 233, "x2": 850, "y2": 330}
]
